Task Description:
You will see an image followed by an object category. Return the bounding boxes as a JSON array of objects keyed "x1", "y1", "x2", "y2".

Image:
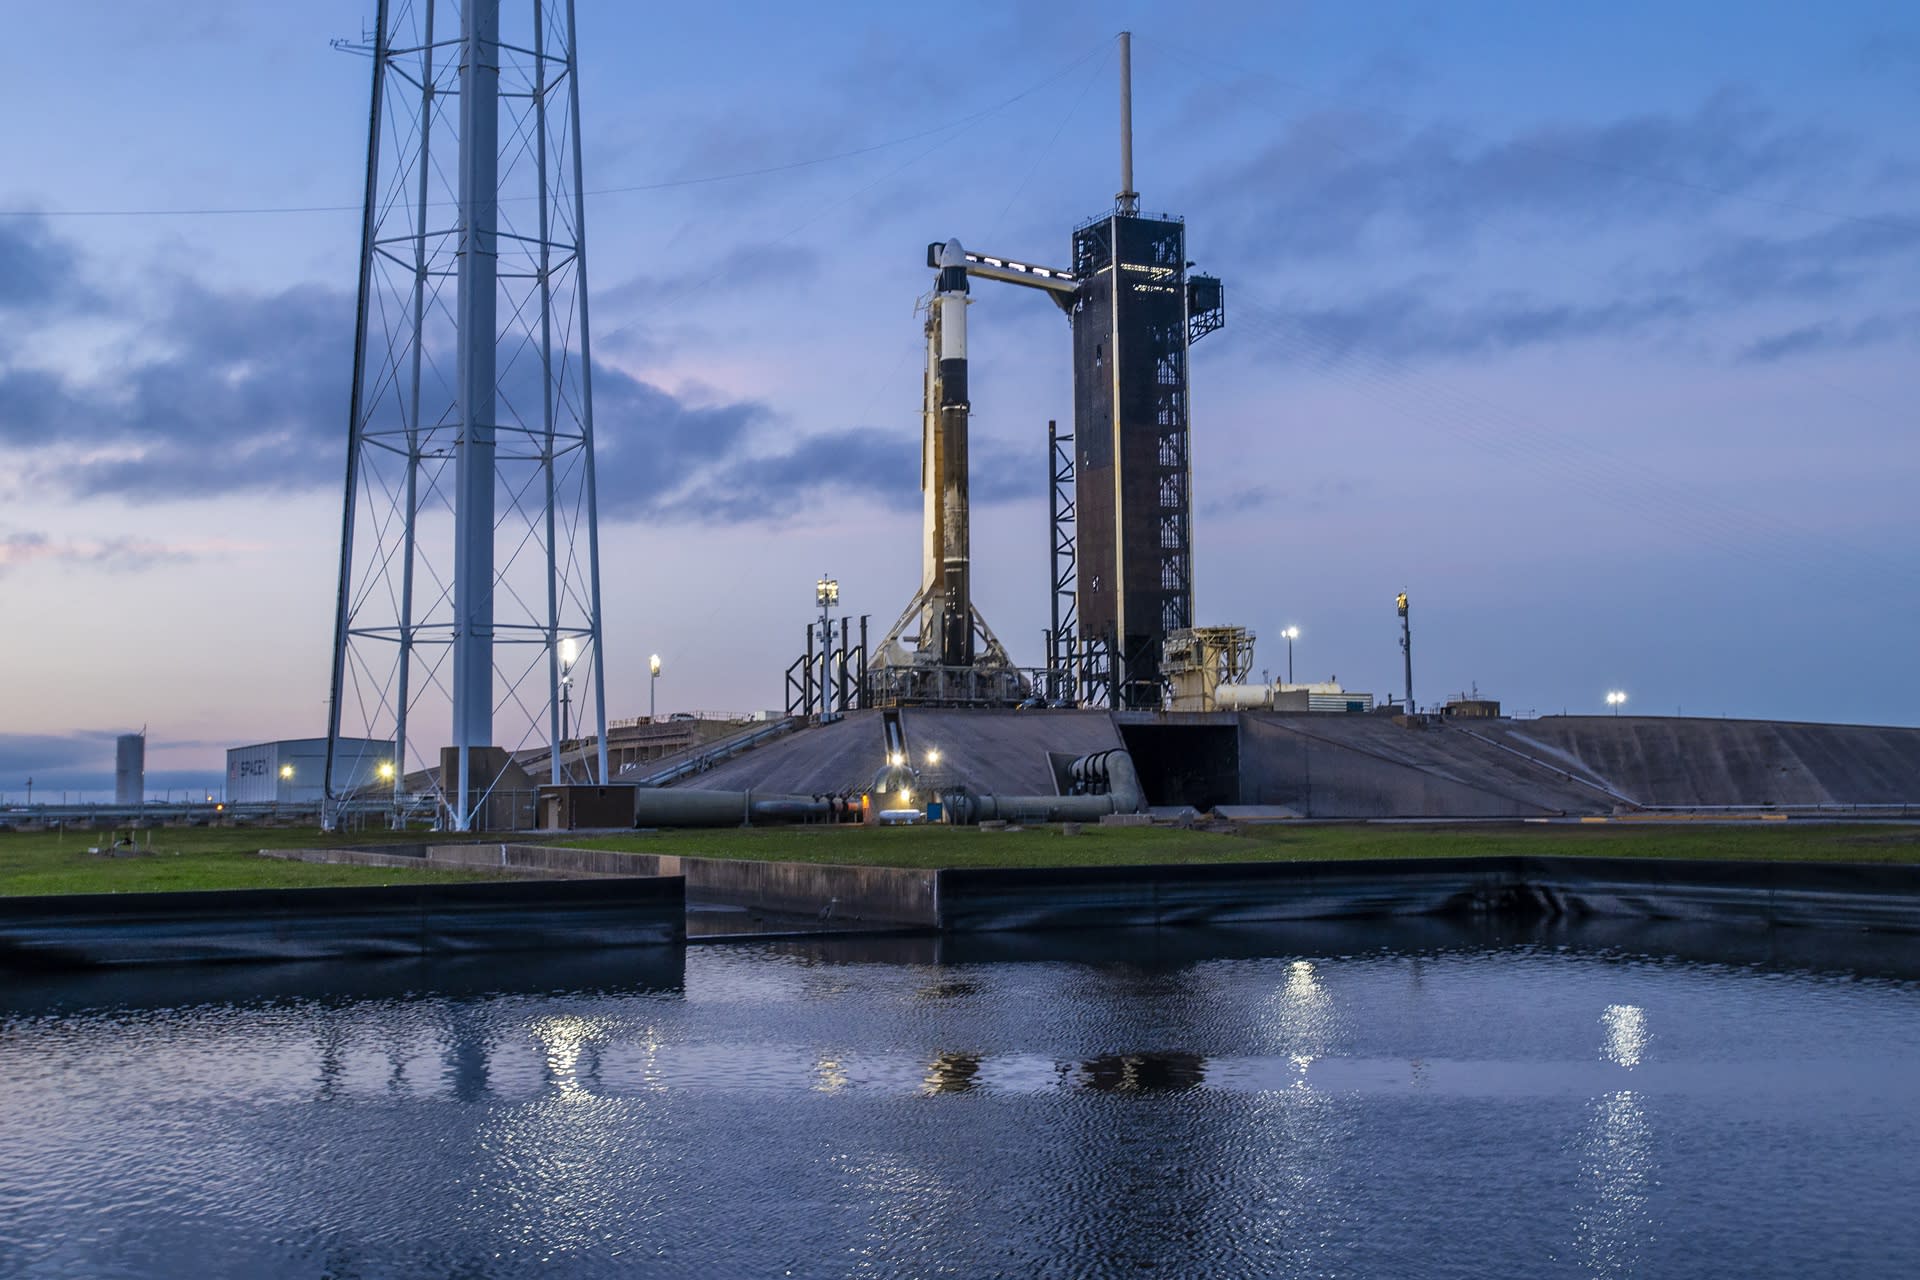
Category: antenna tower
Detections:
[{"x1": 327, "y1": 0, "x2": 608, "y2": 830}]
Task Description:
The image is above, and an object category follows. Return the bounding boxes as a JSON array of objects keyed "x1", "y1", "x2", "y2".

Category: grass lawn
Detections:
[
  {"x1": 3, "y1": 821, "x2": 1915, "y2": 897},
  {"x1": 564, "y1": 820, "x2": 1920, "y2": 871},
  {"x1": 0, "y1": 827, "x2": 503, "y2": 897}
]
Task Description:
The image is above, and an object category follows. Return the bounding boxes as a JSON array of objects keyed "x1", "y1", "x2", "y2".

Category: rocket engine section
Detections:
[{"x1": 924, "y1": 239, "x2": 975, "y2": 670}]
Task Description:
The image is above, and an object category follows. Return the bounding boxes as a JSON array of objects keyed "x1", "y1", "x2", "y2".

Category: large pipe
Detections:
[
  {"x1": 940, "y1": 749, "x2": 1146, "y2": 825},
  {"x1": 1116, "y1": 31, "x2": 1138, "y2": 215},
  {"x1": 632, "y1": 788, "x2": 832, "y2": 828}
]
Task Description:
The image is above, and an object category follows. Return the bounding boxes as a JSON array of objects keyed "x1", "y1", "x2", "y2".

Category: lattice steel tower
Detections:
[{"x1": 326, "y1": 0, "x2": 608, "y2": 830}]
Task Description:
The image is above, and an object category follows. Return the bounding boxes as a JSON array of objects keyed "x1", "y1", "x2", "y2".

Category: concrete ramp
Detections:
[
  {"x1": 1237, "y1": 714, "x2": 1604, "y2": 817},
  {"x1": 665, "y1": 711, "x2": 886, "y2": 795},
  {"x1": 1473, "y1": 717, "x2": 1920, "y2": 808},
  {"x1": 665, "y1": 707, "x2": 1917, "y2": 817},
  {"x1": 901, "y1": 709, "x2": 1123, "y2": 796},
  {"x1": 664, "y1": 709, "x2": 1122, "y2": 798}
]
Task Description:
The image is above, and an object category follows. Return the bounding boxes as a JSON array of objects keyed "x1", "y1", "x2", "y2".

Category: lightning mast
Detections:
[{"x1": 327, "y1": 0, "x2": 608, "y2": 830}]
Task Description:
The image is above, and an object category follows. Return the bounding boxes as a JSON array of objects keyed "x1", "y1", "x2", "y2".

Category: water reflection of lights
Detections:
[
  {"x1": 922, "y1": 1051, "x2": 982, "y2": 1095},
  {"x1": 1071, "y1": 1052, "x2": 1207, "y2": 1093},
  {"x1": 1271, "y1": 960, "x2": 1335, "y2": 1081},
  {"x1": 1603, "y1": 1004, "x2": 1648, "y2": 1068},
  {"x1": 815, "y1": 1054, "x2": 850, "y2": 1093},
  {"x1": 1576, "y1": 1089, "x2": 1655, "y2": 1272},
  {"x1": 533, "y1": 1014, "x2": 604, "y2": 1098}
]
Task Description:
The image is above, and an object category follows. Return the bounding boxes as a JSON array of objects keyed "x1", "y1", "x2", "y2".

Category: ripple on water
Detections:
[{"x1": 3, "y1": 929, "x2": 1919, "y2": 1278}]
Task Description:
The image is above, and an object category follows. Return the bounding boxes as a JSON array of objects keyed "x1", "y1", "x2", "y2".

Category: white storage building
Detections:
[{"x1": 225, "y1": 738, "x2": 395, "y2": 804}]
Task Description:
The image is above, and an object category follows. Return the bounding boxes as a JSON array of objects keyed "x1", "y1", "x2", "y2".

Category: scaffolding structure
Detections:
[{"x1": 326, "y1": 0, "x2": 607, "y2": 830}]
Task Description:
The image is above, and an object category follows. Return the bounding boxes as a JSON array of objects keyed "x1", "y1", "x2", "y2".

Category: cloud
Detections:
[
  {"x1": 643, "y1": 426, "x2": 1037, "y2": 525},
  {"x1": 0, "y1": 732, "x2": 234, "y2": 800},
  {"x1": 0, "y1": 221, "x2": 1048, "y2": 524},
  {"x1": 1200, "y1": 486, "x2": 1276, "y2": 517},
  {"x1": 0, "y1": 223, "x2": 797, "y2": 512},
  {"x1": 0, "y1": 529, "x2": 199, "y2": 575},
  {"x1": 17, "y1": 281, "x2": 350, "y2": 497},
  {"x1": 0, "y1": 730, "x2": 129, "y2": 797},
  {"x1": 1197, "y1": 476, "x2": 1363, "y2": 518},
  {"x1": 1857, "y1": 29, "x2": 1920, "y2": 82},
  {"x1": 1198, "y1": 90, "x2": 1828, "y2": 259},
  {"x1": 598, "y1": 244, "x2": 822, "y2": 315},
  {"x1": 0, "y1": 215, "x2": 98, "y2": 314},
  {"x1": 1230, "y1": 204, "x2": 1918, "y2": 365},
  {"x1": 0, "y1": 730, "x2": 122, "y2": 771},
  {"x1": 1182, "y1": 85, "x2": 1919, "y2": 364},
  {"x1": 591, "y1": 384, "x2": 770, "y2": 519},
  {"x1": 1257, "y1": 285, "x2": 1696, "y2": 363},
  {"x1": 1736, "y1": 312, "x2": 1920, "y2": 363},
  {"x1": 1687, "y1": 215, "x2": 1920, "y2": 303}
]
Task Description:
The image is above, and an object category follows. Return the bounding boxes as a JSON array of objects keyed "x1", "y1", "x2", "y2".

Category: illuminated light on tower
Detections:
[
  {"x1": 1606, "y1": 690, "x2": 1628, "y2": 716},
  {"x1": 559, "y1": 637, "x2": 579, "y2": 761},
  {"x1": 326, "y1": 0, "x2": 609, "y2": 829},
  {"x1": 816, "y1": 575, "x2": 839, "y2": 718}
]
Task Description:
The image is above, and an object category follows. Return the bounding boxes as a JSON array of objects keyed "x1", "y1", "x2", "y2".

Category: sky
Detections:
[{"x1": 2, "y1": 0, "x2": 1917, "y2": 798}]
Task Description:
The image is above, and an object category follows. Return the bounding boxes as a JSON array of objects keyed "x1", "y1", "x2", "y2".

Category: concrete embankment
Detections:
[
  {"x1": 262, "y1": 841, "x2": 657, "y2": 879},
  {"x1": 266, "y1": 843, "x2": 1920, "y2": 935},
  {"x1": 934, "y1": 856, "x2": 1920, "y2": 935},
  {"x1": 264, "y1": 844, "x2": 938, "y2": 927},
  {"x1": 0, "y1": 876, "x2": 684, "y2": 971},
  {"x1": 21, "y1": 844, "x2": 1916, "y2": 973}
]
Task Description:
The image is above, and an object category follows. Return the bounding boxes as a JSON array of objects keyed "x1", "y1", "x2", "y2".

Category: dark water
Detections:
[{"x1": 3, "y1": 922, "x2": 1919, "y2": 1278}]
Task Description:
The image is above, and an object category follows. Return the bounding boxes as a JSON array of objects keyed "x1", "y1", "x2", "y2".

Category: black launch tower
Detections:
[{"x1": 1070, "y1": 211, "x2": 1223, "y2": 706}]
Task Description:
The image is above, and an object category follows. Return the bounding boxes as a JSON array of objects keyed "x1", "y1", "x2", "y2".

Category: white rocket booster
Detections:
[{"x1": 922, "y1": 238, "x2": 974, "y2": 668}]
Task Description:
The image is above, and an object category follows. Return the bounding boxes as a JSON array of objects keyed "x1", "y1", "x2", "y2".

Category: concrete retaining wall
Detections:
[
  {"x1": 261, "y1": 842, "x2": 658, "y2": 878},
  {"x1": 936, "y1": 856, "x2": 1920, "y2": 935},
  {"x1": 0, "y1": 877, "x2": 684, "y2": 971},
  {"x1": 263, "y1": 844, "x2": 937, "y2": 927},
  {"x1": 661, "y1": 855, "x2": 936, "y2": 926}
]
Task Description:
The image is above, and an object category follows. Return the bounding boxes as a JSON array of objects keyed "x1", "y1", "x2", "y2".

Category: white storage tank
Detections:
[{"x1": 114, "y1": 732, "x2": 145, "y2": 805}]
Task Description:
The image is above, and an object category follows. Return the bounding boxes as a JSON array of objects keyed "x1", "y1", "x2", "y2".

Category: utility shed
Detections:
[{"x1": 540, "y1": 784, "x2": 638, "y2": 830}]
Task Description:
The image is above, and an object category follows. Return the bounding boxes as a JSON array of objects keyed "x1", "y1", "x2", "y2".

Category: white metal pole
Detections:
[
  {"x1": 535, "y1": 3, "x2": 564, "y2": 788},
  {"x1": 394, "y1": 1, "x2": 434, "y2": 816},
  {"x1": 566, "y1": 0, "x2": 611, "y2": 787},
  {"x1": 1117, "y1": 31, "x2": 1138, "y2": 214},
  {"x1": 452, "y1": 0, "x2": 501, "y2": 828},
  {"x1": 326, "y1": 0, "x2": 390, "y2": 822}
]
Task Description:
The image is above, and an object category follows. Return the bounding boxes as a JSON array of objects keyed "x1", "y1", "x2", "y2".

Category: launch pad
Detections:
[{"x1": 841, "y1": 34, "x2": 1226, "y2": 713}]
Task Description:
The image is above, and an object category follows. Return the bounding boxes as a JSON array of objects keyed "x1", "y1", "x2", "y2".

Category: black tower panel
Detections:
[{"x1": 1070, "y1": 213, "x2": 1191, "y2": 707}]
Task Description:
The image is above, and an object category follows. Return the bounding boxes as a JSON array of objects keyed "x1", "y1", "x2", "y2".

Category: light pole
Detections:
[
  {"x1": 649, "y1": 653, "x2": 662, "y2": 721},
  {"x1": 1606, "y1": 689, "x2": 1628, "y2": 716},
  {"x1": 816, "y1": 574, "x2": 839, "y2": 718},
  {"x1": 1281, "y1": 626, "x2": 1300, "y2": 684},
  {"x1": 558, "y1": 637, "x2": 578, "y2": 745},
  {"x1": 24, "y1": 777, "x2": 30, "y2": 807},
  {"x1": 1397, "y1": 591, "x2": 1413, "y2": 713}
]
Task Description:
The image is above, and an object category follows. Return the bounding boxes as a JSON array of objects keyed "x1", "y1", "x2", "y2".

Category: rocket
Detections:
[{"x1": 922, "y1": 238, "x2": 974, "y2": 668}]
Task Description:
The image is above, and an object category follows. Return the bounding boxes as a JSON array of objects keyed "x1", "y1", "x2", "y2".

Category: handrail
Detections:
[{"x1": 622, "y1": 718, "x2": 801, "y2": 787}]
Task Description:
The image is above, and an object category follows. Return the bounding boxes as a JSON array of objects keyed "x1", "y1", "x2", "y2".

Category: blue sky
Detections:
[{"x1": 2, "y1": 1, "x2": 1916, "y2": 797}]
